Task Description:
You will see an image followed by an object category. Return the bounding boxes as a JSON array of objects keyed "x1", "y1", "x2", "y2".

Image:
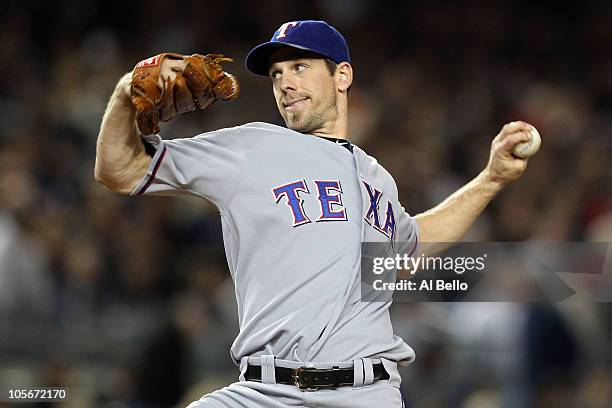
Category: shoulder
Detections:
[
  {"x1": 353, "y1": 145, "x2": 382, "y2": 172},
  {"x1": 237, "y1": 122, "x2": 291, "y2": 134},
  {"x1": 157, "y1": 122, "x2": 299, "y2": 156},
  {"x1": 353, "y1": 145, "x2": 396, "y2": 184},
  {"x1": 190, "y1": 122, "x2": 294, "y2": 142}
]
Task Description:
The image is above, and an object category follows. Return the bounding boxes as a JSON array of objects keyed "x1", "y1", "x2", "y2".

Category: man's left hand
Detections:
[{"x1": 483, "y1": 121, "x2": 532, "y2": 188}]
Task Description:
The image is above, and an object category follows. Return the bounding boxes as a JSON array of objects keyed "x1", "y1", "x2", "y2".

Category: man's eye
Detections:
[
  {"x1": 270, "y1": 71, "x2": 281, "y2": 79},
  {"x1": 295, "y1": 64, "x2": 306, "y2": 72}
]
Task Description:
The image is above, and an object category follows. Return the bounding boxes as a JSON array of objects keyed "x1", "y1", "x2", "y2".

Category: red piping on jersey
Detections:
[{"x1": 135, "y1": 146, "x2": 167, "y2": 195}]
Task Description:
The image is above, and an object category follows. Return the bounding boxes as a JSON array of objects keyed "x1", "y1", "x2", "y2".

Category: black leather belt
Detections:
[{"x1": 245, "y1": 363, "x2": 389, "y2": 390}]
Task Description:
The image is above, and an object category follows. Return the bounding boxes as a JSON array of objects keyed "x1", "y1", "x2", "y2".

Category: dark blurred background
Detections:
[{"x1": 0, "y1": 0, "x2": 611, "y2": 407}]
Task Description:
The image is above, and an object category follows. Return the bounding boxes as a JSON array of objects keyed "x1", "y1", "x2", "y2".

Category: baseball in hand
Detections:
[{"x1": 512, "y1": 126, "x2": 541, "y2": 158}]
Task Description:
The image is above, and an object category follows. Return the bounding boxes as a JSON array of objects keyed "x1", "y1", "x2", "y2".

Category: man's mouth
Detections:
[{"x1": 283, "y1": 97, "x2": 309, "y2": 112}]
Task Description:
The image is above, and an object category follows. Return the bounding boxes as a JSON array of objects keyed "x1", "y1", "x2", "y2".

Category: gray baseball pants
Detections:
[{"x1": 186, "y1": 356, "x2": 404, "y2": 408}]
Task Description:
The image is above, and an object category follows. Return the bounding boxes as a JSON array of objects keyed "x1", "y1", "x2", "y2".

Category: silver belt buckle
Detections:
[{"x1": 293, "y1": 367, "x2": 318, "y2": 391}]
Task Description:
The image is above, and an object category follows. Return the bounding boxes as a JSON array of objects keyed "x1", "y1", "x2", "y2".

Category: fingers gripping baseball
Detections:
[{"x1": 485, "y1": 121, "x2": 534, "y2": 186}]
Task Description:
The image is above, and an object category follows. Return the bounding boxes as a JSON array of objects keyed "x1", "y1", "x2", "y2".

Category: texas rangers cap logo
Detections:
[
  {"x1": 245, "y1": 20, "x2": 351, "y2": 76},
  {"x1": 274, "y1": 22, "x2": 299, "y2": 40}
]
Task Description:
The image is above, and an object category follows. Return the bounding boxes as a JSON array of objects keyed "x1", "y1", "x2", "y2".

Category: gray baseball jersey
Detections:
[{"x1": 132, "y1": 122, "x2": 419, "y2": 367}]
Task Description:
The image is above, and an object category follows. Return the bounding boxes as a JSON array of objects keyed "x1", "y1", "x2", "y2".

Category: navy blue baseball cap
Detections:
[{"x1": 246, "y1": 20, "x2": 350, "y2": 76}]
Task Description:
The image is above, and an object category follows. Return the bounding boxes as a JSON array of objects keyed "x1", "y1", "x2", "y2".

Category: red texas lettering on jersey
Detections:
[
  {"x1": 272, "y1": 179, "x2": 347, "y2": 227},
  {"x1": 362, "y1": 181, "x2": 396, "y2": 240}
]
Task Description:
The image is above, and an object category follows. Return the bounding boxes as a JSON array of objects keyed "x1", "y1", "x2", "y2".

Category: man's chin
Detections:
[
  {"x1": 287, "y1": 123, "x2": 310, "y2": 134},
  {"x1": 285, "y1": 114, "x2": 320, "y2": 134},
  {"x1": 285, "y1": 119, "x2": 305, "y2": 132}
]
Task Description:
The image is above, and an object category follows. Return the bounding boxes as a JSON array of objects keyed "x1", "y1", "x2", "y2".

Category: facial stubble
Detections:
[{"x1": 284, "y1": 88, "x2": 338, "y2": 134}]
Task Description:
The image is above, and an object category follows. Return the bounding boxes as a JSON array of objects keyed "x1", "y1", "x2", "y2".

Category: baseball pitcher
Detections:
[{"x1": 95, "y1": 20, "x2": 532, "y2": 408}]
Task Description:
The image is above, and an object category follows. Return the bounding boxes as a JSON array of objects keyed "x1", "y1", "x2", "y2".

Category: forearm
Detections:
[
  {"x1": 94, "y1": 73, "x2": 151, "y2": 194},
  {"x1": 415, "y1": 171, "x2": 502, "y2": 252},
  {"x1": 412, "y1": 121, "x2": 534, "y2": 256}
]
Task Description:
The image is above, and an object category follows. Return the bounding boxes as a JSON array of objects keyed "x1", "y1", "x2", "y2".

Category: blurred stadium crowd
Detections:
[{"x1": 0, "y1": 0, "x2": 611, "y2": 407}]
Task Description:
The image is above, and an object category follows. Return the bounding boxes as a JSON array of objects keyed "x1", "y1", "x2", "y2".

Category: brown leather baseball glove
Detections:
[{"x1": 130, "y1": 53, "x2": 240, "y2": 135}]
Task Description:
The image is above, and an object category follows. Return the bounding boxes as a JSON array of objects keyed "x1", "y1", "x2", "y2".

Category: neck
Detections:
[{"x1": 310, "y1": 124, "x2": 347, "y2": 139}]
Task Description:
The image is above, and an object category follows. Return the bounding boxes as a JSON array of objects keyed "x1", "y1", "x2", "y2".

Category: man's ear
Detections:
[{"x1": 336, "y1": 62, "x2": 353, "y2": 93}]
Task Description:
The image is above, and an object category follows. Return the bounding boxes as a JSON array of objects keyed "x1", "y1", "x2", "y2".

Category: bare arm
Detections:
[
  {"x1": 94, "y1": 72, "x2": 152, "y2": 194},
  {"x1": 415, "y1": 121, "x2": 533, "y2": 255},
  {"x1": 414, "y1": 171, "x2": 502, "y2": 255}
]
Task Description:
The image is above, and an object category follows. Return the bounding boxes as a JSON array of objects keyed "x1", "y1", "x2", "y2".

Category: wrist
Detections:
[
  {"x1": 114, "y1": 72, "x2": 133, "y2": 105},
  {"x1": 478, "y1": 169, "x2": 506, "y2": 193}
]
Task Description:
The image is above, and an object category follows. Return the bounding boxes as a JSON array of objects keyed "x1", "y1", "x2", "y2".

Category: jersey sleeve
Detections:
[
  {"x1": 395, "y1": 205, "x2": 419, "y2": 256},
  {"x1": 130, "y1": 126, "x2": 245, "y2": 210}
]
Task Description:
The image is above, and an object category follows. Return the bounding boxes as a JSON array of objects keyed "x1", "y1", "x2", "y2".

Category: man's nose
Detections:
[{"x1": 279, "y1": 72, "x2": 297, "y2": 92}]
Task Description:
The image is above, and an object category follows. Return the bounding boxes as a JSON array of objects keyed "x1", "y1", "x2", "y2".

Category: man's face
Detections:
[{"x1": 268, "y1": 48, "x2": 338, "y2": 134}]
